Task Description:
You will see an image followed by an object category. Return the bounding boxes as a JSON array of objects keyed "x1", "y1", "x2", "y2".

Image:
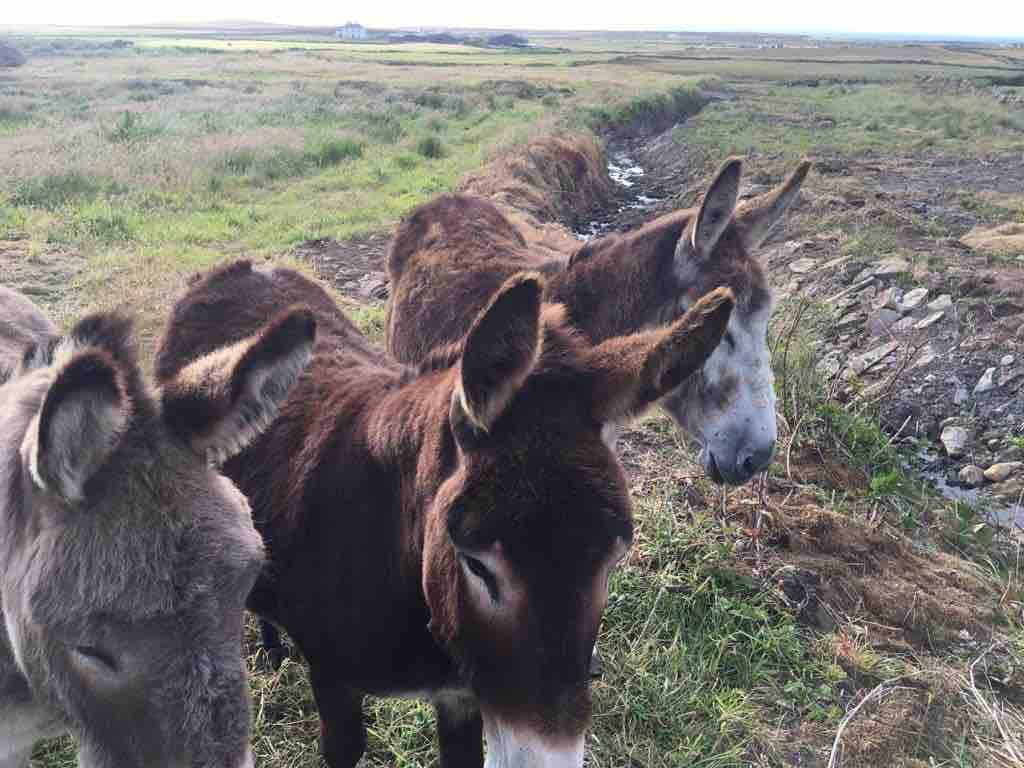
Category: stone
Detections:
[
  {"x1": 913, "y1": 345, "x2": 937, "y2": 368},
  {"x1": 954, "y1": 386, "x2": 969, "y2": 405},
  {"x1": 817, "y1": 352, "x2": 843, "y2": 378},
  {"x1": 927, "y1": 294, "x2": 953, "y2": 313},
  {"x1": 818, "y1": 255, "x2": 849, "y2": 271},
  {"x1": 835, "y1": 314, "x2": 865, "y2": 333},
  {"x1": 941, "y1": 426, "x2": 969, "y2": 457},
  {"x1": 1001, "y1": 354, "x2": 1015, "y2": 367},
  {"x1": 848, "y1": 340, "x2": 900, "y2": 375},
  {"x1": 973, "y1": 367, "x2": 997, "y2": 395},
  {"x1": 789, "y1": 258, "x2": 817, "y2": 274},
  {"x1": 872, "y1": 257, "x2": 911, "y2": 277},
  {"x1": 873, "y1": 287, "x2": 903, "y2": 310},
  {"x1": 959, "y1": 465, "x2": 985, "y2": 487},
  {"x1": 914, "y1": 311, "x2": 946, "y2": 330},
  {"x1": 347, "y1": 272, "x2": 389, "y2": 300},
  {"x1": 899, "y1": 287, "x2": 929, "y2": 311},
  {"x1": 894, "y1": 316, "x2": 918, "y2": 333},
  {"x1": 984, "y1": 462, "x2": 1022, "y2": 483},
  {"x1": 868, "y1": 309, "x2": 902, "y2": 336}
]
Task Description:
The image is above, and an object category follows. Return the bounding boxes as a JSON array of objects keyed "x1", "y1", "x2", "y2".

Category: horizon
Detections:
[{"x1": 4, "y1": 1, "x2": 1023, "y2": 43}]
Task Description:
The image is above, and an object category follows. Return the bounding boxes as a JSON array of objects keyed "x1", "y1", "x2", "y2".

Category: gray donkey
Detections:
[{"x1": 0, "y1": 285, "x2": 315, "y2": 768}]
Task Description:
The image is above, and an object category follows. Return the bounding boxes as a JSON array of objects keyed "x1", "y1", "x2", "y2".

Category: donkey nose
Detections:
[{"x1": 738, "y1": 441, "x2": 776, "y2": 481}]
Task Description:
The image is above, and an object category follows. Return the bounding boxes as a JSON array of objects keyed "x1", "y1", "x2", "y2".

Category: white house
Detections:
[{"x1": 336, "y1": 23, "x2": 368, "y2": 40}]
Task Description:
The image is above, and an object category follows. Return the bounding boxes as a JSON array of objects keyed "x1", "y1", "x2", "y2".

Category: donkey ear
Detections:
[
  {"x1": 161, "y1": 307, "x2": 315, "y2": 463},
  {"x1": 735, "y1": 159, "x2": 811, "y2": 250},
  {"x1": 25, "y1": 350, "x2": 130, "y2": 503},
  {"x1": 455, "y1": 273, "x2": 544, "y2": 432},
  {"x1": 689, "y1": 157, "x2": 742, "y2": 258},
  {"x1": 586, "y1": 288, "x2": 734, "y2": 423}
]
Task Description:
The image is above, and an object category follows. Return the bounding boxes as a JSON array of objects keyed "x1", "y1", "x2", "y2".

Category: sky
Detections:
[{"x1": 4, "y1": 0, "x2": 1023, "y2": 40}]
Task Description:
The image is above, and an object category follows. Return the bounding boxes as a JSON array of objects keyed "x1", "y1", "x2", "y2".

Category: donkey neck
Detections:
[{"x1": 547, "y1": 210, "x2": 691, "y2": 342}]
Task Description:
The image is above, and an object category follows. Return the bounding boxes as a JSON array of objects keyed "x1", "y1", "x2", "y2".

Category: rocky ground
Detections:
[
  {"x1": 609, "y1": 128, "x2": 1024, "y2": 529},
  {"x1": 292, "y1": 106, "x2": 1024, "y2": 530}
]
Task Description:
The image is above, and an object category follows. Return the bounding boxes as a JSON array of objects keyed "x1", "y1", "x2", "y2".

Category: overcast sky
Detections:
[{"x1": 5, "y1": 0, "x2": 1022, "y2": 39}]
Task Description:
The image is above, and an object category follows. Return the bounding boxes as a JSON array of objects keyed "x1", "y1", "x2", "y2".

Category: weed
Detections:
[
  {"x1": 11, "y1": 172, "x2": 104, "y2": 210},
  {"x1": 394, "y1": 153, "x2": 418, "y2": 170},
  {"x1": 413, "y1": 88, "x2": 446, "y2": 110},
  {"x1": 218, "y1": 149, "x2": 258, "y2": 175},
  {"x1": 249, "y1": 146, "x2": 309, "y2": 185},
  {"x1": 416, "y1": 135, "x2": 447, "y2": 159},
  {"x1": 308, "y1": 138, "x2": 364, "y2": 167},
  {"x1": 106, "y1": 110, "x2": 156, "y2": 143}
]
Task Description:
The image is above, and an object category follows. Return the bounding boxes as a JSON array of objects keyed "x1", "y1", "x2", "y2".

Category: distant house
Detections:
[{"x1": 336, "y1": 23, "x2": 367, "y2": 40}]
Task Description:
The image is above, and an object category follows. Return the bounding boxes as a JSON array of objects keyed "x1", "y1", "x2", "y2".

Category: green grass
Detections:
[
  {"x1": 9, "y1": 32, "x2": 1024, "y2": 768},
  {"x1": 688, "y1": 83, "x2": 1024, "y2": 162}
]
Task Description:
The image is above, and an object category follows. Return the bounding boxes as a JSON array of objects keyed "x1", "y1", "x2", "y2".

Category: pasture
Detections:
[{"x1": 3, "y1": 28, "x2": 1024, "y2": 767}]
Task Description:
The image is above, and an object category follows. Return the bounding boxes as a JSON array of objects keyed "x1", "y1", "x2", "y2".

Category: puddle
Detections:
[
  {"x1": 918, "y1": 449, "x2": 1024, "y2": 530},
  {"x1": 576, "y1": 151, "x2": 661, "y2": 240}
]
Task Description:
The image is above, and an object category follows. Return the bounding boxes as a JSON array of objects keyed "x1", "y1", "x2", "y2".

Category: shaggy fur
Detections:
[
  {"x1": 387, "y1": 158, "x2": 811, "y2": 486},
  {"x1": 155, "y1": 260, "x2": 732, "y2": 768},
  {"x1": 0, "y1": 287, "x2": 313, "y2": 768}
]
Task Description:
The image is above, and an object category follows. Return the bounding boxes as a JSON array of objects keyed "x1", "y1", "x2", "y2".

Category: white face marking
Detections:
[
  {"x1": 665, "y1": 301, "x2": 778, "y2": 484},
  {"x1": 483, "y1": 718, "x2": 584, "y2": 768}
]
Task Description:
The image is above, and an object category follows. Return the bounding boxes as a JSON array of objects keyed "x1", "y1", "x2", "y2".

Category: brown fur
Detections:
[
  {"x1": 387, "y1": 158, "x2": 811, "y2": 486},
  {"x1": 155, "y1": 260, "x2": 732, "y2": 767},
  {"x1": 387, "y1": 194, "x2": 769, "y2": 362}
]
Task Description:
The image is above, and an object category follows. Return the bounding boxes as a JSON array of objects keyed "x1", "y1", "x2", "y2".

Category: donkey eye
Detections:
[
  {"x1": 72, "y1": 645, "x2": 119, "y2": 673},
  {"x1": 461, "y1": 555, "x2": 500, "y2": 603}
]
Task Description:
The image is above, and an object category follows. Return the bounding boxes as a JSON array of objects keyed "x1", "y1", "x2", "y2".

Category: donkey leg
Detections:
[
  {"x1": 258, "y1": 619, "x2": 288, "y2": 670},
  {"x1": 309, "y1": 669, "x2": 366, "y2": 768},
  {"x1": 434, "y1": 691, "x2": 484, "y2": 768}
]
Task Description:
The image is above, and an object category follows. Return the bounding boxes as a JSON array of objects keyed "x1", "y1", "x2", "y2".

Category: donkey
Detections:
[
  {"x1": 0, "y1": 284, "x2": 315, "y2": 768},
  {"x1": 387, "y1": 156, "x2": 811, "y2": 486},
  {"x1": 154, "y1": 260, "x2": 733, "y2": 768}
]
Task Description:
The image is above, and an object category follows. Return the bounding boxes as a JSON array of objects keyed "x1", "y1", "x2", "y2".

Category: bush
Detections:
[
  {"x1": 219, "y1": 149, "x2": 258, "y2": 175},
  {"x1": 416, "y1": 135, "x2": 447, "y2": 159},
  {"x1": 356, "y1": 110, "x2": 405, "y2": 143},
  {"x1": 308, "y1": 138, "x2": 364, "y2": 167},
  {"x1": 394, "y1": 153, "x2": 418, "y2": 170},
  {"x1": 413, "y1": 89, "x2": 446, "y2": 110},
  {"x1": 249, "y1": 147, "x2": 308, "y2": 185},
  {"x1": 106, "y1": 110, "x2": 156, "y2": 143},
  {"x1": 11, "y1": 172, "x2": 103, "y2": 210}
]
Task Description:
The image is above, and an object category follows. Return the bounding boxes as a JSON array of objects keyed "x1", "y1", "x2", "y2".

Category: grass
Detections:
[{"x1": 6, "y1": 29, "x2": 1024, "y2": 768}]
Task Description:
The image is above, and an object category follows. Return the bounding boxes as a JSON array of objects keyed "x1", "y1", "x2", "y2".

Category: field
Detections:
[{"x1": 4, "y1": 27, "x2": 1024, "y2": 768}]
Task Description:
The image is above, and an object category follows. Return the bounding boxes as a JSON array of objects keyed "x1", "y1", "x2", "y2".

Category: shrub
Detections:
[
  {"x1": 356, "y1": 110, "x2": 405, "y2": 143},
  {"x1": 11, "y1": 172, "x2": 102, "y2": 210},
  {"x1": 426, "y1": 116, "x2": 446, "y2": 133},
  {"x1": 413, "y1": 89, "x2": 446, "y2": 109},
  {"x1": 219, "y1": 149, "x2": 258, "y2": 175},
  {"x1": 416, "y1": 135, "x2": 446, "y2": 159},
  {"x1": 106, "y1": 110, "x2": 156, "y2": 143},
  {"x1": 249, "y1": 146, "x2": 308, "y2": 185},
  {"x1": 308, "y1": 138, "x2": 364, "y2": 167},
  {"x1": 394, "y1": 153, "x2": 418, "y2": 170}
]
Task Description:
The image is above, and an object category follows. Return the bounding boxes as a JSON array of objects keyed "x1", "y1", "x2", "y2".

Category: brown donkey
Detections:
[
  {"x1": 387, "y1": 157, "x2": 810, "y2": 486},
  {"x1": 155, "y1": 261, "x2": 733, "y2": 768},
  {"x1": 0, "y1": 284, "x2": 314, "y2": 768}
]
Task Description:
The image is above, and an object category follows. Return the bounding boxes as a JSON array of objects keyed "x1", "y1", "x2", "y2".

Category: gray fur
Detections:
[{"x1": 0, "y1": 287, "x2": 310, "y2": 767}]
